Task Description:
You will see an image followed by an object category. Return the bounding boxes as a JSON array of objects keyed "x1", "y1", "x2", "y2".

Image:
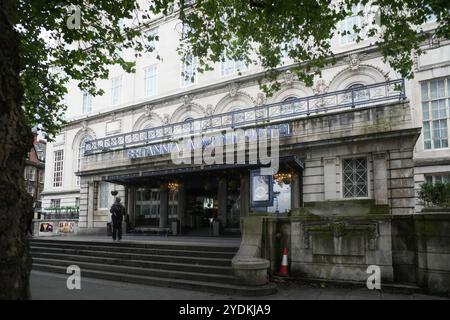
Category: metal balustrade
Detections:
[{"x1": 84, "y1": 79, "x2": 405, "y2": 155}]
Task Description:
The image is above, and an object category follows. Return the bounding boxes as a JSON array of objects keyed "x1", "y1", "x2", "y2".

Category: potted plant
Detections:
[{"x1": 418, "y1": 182, "x2": 450, "y2": 212}]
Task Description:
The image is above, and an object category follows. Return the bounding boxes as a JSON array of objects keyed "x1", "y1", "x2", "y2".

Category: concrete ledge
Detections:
[{"x1": 232, "y1": 257, "x2": 270, "y2": 286}]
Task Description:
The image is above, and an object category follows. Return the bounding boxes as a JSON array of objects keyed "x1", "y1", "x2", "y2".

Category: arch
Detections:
[
  {"x1": 72, "y1": 128, "x2": 96, "y2": 186},
  {"x1": 328, "y1": 64, "x2": 389, "y2": 92},
  {"x1": 268, "y1": 82, "x2": 314, "y2": 103},
  {"x1": 214, "y1": 92, "x2": 254, "y2": 114},
  {"x1": 170, "y1": 103, "x2": 205, "y2": 123},
  {"x1": 132, "y1": 112, "x2": 164, "y2": 131},
  {"x1": 72, "y1": 127, "x2": 96, "y2": 151}
]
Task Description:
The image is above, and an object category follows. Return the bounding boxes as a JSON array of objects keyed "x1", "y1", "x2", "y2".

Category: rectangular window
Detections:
[
  {"x1": 425, "y1": 174, "x2": 450, "y2": 184},
  {"x1": 25, "y1": 166, "x2": 36, "y2": 181},
  {"x1": 181, "y1": 54, "x2": 196, "y2": 87},
  {"x1": 39, "y1": 170, "x2": 44, "y2": 184},
  {"x1": 53, "y1": 150, "x2": 64, "y2": 188},
  {"x1": 99, "y1": 181, "x2": 109, "y2": 209},
  {"x1": 144, "y1": 64, "x2": 158, "y2": 97},
  {"x1": 421, "y1": 78, "x2": 449, "y2": 149},
  {"x1": 82, "y1": 91, "x2": 92, "y2": 114},
  {"x1": 75, "y1": 197, "x2": 80, "y2": 208},
  {"x1": 145, "y1": 27, "x2": 159, "y2": 51},
  {"x1": 343, "y1": 157, "x2": 368, "y2": 198},
  {"x1": 339, "y1": 3, "x2": 367, "y2": 45},
  {"x1": 221, "y1": 56, "x2": 247, "y2": 76},
  {"x1": 111, "y1": 76, "x2": 122, "y2": 105},
  {"x1": 51, "y1": 199, "x2": 61, "y2": 208}
]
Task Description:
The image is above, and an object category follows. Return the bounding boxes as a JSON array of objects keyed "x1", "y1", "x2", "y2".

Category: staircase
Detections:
[{"x1": 30, "y1": 238, "x2": 276, "y2": 296}]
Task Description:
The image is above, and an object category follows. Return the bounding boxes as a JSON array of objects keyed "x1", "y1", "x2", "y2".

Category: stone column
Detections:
[
  {"x1": 373, "y1": 153, "x2": 388, "y2": 205},
  {"x1": 323, "y1": 157, "x2": 337, "y2": 200},
  {"x1": 240, "y1": 172, "x2": 250, "y2": 217},
  {"x1": 159, "y1": 183, "x2": 169, "y2": 228},
  {"x1": 218, "y1": 176, "x2": 227, "y2": 225},
  {"x1": 127, "y1": 186, "x2": 136, "y2": 229},
  {"x1": 78, "y1": 180, "x2": 89, "y2": 228},
  {"x1": 87, "y1": 181, "x2": 95, "y2": 228},
  {"x1": 290, "y1": 172, "x2": 301, "y2": 210},
  {"x1": 178, "y1": 183, "x2": 186, "y2": 232}
]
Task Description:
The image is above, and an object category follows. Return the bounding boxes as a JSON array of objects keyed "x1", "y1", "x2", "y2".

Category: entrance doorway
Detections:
[{"x1": 182, "y1": 172, "x2": 242, "y2": 236}]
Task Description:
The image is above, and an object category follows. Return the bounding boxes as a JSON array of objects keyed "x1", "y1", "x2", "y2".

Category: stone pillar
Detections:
[
  {"x1": 79, "y1": 180, "x2": 89, "y2": 228},
  {"x1": 218, "y1": 176, "x2": 227, "y2": 225},
  {"x1": 178, "y1": 183, "x2": 186, "y2": 232},
  {"x1": 290, "y1": 172, "x2": 301, "y2": 210},
  {"x1": 87, "y1": 181, "x2": 95, "y2": 228},
  {"x1": 127, "y1": 186, "x2": 136, "y2": 229},
  {"x1": 160, "y1": 183, "x2": 169, "y2": 228},
  {"x1": 373, "y1": 153, "x2": 388, "y2": 205},
  {"x1": 323, "y1": 157, "x2": 337, "y2": 200},
  {"x1": 240, "y1": 172, "x2": 250, "y2": 217}
]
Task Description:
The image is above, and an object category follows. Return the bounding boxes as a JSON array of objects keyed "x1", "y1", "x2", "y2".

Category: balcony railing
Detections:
[{"x1": 85, "y1": 79, "x2": 405, "y2": 154}]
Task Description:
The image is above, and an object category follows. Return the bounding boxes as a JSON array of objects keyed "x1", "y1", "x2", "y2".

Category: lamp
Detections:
[
  {"x1": 274, "y1": 172, "x2": 292, "y2": 185},
  {"x1": 168, "y1": 181, "x2": 180, "y2": 192}
]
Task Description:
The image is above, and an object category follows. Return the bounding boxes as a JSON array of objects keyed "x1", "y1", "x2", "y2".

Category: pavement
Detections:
[{"x1": 30, "y1": 270, "x2": 448, "y2": 300}]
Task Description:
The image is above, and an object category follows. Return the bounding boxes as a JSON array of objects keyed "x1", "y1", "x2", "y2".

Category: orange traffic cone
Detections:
[{"x1": 279, "y1": 247, "x2": 289, "y2": 276}]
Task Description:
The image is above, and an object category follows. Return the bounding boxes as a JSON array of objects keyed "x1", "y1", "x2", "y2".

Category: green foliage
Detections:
[
  {"x1": 15, "y1": 0, "x2": 450, "y2": 140},
  {"x1": 418, "y1": 182, "x2": 450, "y2": 207}
]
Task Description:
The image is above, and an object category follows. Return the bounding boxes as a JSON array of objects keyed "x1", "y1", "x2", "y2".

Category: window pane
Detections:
[
  {"x1": 421, "y1": 83, "x2": 429, "y2": 102},
  {"x1": 99, "y1": 182, "x2": 109, "y2": 208},
  {"x1": 144, "y1": 65, "x2": 157, "y2": 97},
  {"x1": 437, "y1": 79, "x2": 445, "y2": 99},
  {"x1": 430, "y1": 80, "x2": 438, "y2": 100},
  {"x1": 422, "y1": 102, "x2": 430, "y2": 121},
  {"x1": 343, "y1": 157, "x2": 368, "y2": 198}
]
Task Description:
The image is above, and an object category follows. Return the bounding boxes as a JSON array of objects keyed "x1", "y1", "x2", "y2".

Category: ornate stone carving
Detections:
[
  {"x1": 302, "y1": 221, "x2": 379, "y2": 250},
  {"x1": 182, "y1": 94, "x2": 194, "y2": 105},
  {"x1": 205, "y1": 104, "x2": 214, "y2": 116},
  {"x1": 144, "y1": 104, "x2": 154, "y2": 116},
  {"x1": 313, "y1": 79, "x2": 328, "y2": 95},
  {"x1": 81, "y1": 120, "x2": 88, "y2": 132},
  {"x1": 255, "y1": 93, "x2": 266, "y2": 106},
  {"x1": 430, "y1": 33, "x2": 440, "y2": 48},
  {"x1": 283, "y1": 70, "x2": 295, "y2": 87},
  {"x1": 227, "y1": 83, "x2": 239, "y2": 97},
  {"x1": 345, "y1": 53, "x2": 366, "y2": 71},
  {"x1": 162, "y1": 114, "x2": 170, "y2": 124}
]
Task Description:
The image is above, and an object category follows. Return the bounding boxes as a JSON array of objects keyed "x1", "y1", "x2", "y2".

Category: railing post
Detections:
[
  {"x1": 401, "y1": 78, "x2": 406, "y2": 100},
  {"x1": 351, "y1": 87, "x2": 355, "y2": 108}
]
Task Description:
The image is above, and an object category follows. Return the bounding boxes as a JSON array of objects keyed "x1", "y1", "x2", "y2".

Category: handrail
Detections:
[{"x1": 84, "y1": 79, "x2": 405, "y2": 155}]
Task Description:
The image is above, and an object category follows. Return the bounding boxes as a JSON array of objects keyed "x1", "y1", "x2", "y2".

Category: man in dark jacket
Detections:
[{"x1": 110, "y1": 197, "x2": 126, "y2": 241}]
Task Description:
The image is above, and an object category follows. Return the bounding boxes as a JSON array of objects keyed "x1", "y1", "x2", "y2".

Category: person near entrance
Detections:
[{"x1": 110, "y1": 197, "x2": 126, "y2": 241}]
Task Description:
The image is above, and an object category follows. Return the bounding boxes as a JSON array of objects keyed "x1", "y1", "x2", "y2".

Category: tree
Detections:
[{"x1": 0, "y1": 0, "x2": 448, "y2": 299}]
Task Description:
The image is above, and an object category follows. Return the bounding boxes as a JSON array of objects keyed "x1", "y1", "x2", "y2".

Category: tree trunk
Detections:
[{"x1": 0, "y1": 0, "x2": 33, "y2": 299}]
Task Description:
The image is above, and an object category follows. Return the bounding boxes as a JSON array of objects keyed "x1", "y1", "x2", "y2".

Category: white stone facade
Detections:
[{"x1": 41, "y1": 8, "x2": 450, "y2": 218}]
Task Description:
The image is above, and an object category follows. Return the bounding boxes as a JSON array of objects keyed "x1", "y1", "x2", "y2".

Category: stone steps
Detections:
[{"x1": 30, "y1": 238, "x2": 277, "y2": 296}]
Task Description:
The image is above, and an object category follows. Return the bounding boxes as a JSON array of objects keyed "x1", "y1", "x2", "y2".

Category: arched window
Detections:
[
  {"x1": 143, "y1": 122, "x2": 155, "y2": 130},
  {"x1": 76, "y1": 135, "x2": 92, "y2": 186},
  {"x1": 283, "y1": 96, "x2": 298, "y2": 102},
  {"x1": 182, "y1": 117, "x2": 194, "y2": 133},
  {"x1": 347, "y1": 83, "x2": 369, "y2": 102}
]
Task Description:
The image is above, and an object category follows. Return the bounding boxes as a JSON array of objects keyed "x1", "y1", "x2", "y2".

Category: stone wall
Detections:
[
  {"x1": 415, "y1": 212, "x2": 450, "y2": 295},
  {"x1": 256, "y1": 209, "x2": 450, "y2": 296}
]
